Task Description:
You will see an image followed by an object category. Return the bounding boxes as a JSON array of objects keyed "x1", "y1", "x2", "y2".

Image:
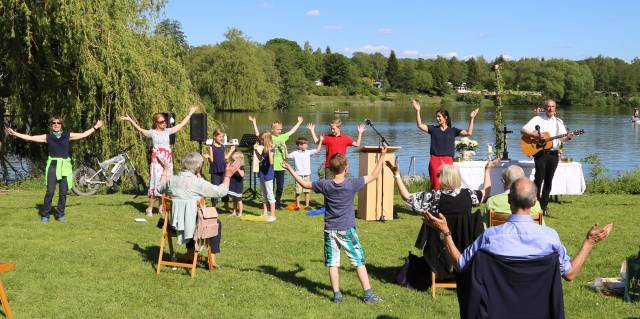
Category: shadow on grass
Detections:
[
  {"x1": 242, "y1": 264, "x2": 358, "y2": 299},
  {"x1": 124, "y1": 201, "x2": 148, "y2": 213},
  {"x1": 130, "y1": 242, "x2": 159, "y2": 271},
  {"x1": 362, "y1": 262, "x2": 402, "y2": 285},
  {"x1": 393, "y1": 204, "x2": 420, "y2": 217}
]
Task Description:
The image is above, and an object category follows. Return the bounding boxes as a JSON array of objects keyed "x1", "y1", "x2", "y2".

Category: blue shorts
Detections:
[{"x1": 324, "y1": 227, "x2": 365, "y2": 267}]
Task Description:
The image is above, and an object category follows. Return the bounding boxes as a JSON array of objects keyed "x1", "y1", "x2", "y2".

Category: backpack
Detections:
[
  {"x1": 395, "y1": 251, "x2": 430, "y2": 291},
  {"x1": 194, "y1": 200, "x2": 219, "y2": 251}
]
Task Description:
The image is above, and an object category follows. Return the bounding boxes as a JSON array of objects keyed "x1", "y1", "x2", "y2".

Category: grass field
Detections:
[{"x1": 0, "y1": 186, "x2": 638, "y2": 318}]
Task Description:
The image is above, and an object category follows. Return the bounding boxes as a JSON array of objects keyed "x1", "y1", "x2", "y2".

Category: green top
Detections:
[
  {"x1": 485, "y1": 191, "x2": 544, "y2": 225},
  {"x1": 45, "y1": 157, "x2": 73, "y2": 188},
  {"x1": 272, "y1": 132, "x2": 290, "y2": 171}
]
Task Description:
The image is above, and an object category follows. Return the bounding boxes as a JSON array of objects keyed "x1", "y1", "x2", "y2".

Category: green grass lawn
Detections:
[{"x1": 0, "y1": 187, "x2": 638, "y2": 318}]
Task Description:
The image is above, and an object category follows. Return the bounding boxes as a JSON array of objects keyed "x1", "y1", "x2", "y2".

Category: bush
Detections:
[
  {"x1": 586, "y1": 170, "x2": 640, "y2": 194},
  {"x1": 455, "y1": 94, "x2": 482, "y2": 105}
]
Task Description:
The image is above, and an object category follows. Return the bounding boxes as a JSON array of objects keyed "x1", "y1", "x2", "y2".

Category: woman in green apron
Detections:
[{"x1": 5, "y1": 117, "x2": 103, "y2": 223}]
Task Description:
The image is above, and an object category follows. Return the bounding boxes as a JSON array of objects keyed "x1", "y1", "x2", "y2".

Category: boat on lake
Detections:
[{"x1": 334, "y1": 110, "x2": 349, "y2": 115}]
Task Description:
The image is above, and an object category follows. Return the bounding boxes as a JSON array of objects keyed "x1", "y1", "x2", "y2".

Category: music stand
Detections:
[{"x1": 239, "y1": 134, "x2": 261, "y2": 199}]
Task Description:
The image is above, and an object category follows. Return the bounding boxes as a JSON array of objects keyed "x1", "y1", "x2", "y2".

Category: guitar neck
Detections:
[{"x1": 543, "y1": 130, "x2": 579, "y2": 142}]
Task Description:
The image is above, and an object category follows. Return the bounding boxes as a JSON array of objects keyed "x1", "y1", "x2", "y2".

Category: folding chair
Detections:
[
  {"x1": 431, "y1": 272, "x2": 457, "y2": 299},
  {"x1": 156, "y1": 195, "x2": 215, "y2": 278},
  {"x1": 0, "y1": 262, "x2": 15, "y2": 319},
  {"x1": 489, "y1": 209, "x2": 543, "y2": 227}
]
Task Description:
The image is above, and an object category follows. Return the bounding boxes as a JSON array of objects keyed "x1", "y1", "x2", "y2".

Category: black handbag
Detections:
[{"x1": 395, "y1": 251, "x2": 430, "y2": 291}]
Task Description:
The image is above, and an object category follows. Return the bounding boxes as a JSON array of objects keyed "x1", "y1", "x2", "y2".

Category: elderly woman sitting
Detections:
[
  {"x1": 387, "y1": 160, "x2": 498, "y2": 276},
  {"x1": 158, "y1": 152, "x2": 240, "y2": 247}
]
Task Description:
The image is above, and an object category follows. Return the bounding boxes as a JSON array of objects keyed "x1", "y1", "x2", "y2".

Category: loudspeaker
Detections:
[
  {"x1": 190, "y1": 113, "x2": 207, "y2": 142},
  {"x1": 161, "y1": 112, "x2": 176, "y2": 145}
]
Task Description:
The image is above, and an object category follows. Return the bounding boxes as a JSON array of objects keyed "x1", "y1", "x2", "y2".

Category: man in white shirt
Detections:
[{"x1": 521, "y1": 99, "x2": 574, "y2": 214}]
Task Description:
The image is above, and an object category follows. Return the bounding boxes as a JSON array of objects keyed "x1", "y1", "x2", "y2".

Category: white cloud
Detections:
[
  {"x1": 402, "y1": 50, "x2": 419, "y2": 57},
  {"x1": 378, "y1": 28, "x2": 393, "y2": 35},
  {"x1": 342, "y1": 44, "x2": 394, "y2": 56},
  {"x1": 323, "y1": 25, "x2": 344, "y2": 31},
  {"x1": 306, "y1": 9, "x2": 320, "y2": 16},
  {"x1": 256, "y1": 2, "x2": 272, "y2": 9}
]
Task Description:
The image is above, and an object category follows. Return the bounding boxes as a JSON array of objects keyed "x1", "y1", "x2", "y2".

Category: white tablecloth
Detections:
[{"x1": 453, "y1": 160, "x2": 586, "y2": 196}]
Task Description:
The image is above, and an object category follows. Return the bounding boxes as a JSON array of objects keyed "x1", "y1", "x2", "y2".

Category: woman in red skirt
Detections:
[{"x1": 411, "y1": 99, "x2": 478, "y2": 190}]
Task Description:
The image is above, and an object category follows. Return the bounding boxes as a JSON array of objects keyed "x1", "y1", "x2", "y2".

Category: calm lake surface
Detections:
[{"x1": 214, "y1": 101, "x2": 640, "y2": 180}]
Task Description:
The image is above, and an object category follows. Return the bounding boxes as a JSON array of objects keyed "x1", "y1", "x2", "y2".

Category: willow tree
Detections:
[
  {"x1": 0, "y1": 0, "x2": 199, "y2": 180},
  {"x1": 186, "y1": 29, "x2": 280, "y2": 111}
]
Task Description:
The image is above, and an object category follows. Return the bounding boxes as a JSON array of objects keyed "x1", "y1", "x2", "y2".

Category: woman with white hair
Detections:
[
  {"x1": 387, "y1": 159, "x2": 498, "y2": 276},
  {"x1": 157, "y1": 152, "x2": 240, "y2": 248}
]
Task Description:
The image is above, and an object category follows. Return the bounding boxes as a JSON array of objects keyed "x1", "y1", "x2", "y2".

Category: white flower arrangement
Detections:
[{"x1": 455, "y1": 137, "x2": 478, "y2": 153}]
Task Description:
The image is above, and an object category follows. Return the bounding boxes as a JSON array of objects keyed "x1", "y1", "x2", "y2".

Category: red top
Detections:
[{"x1": 322, "y1": 134, "x2": 354, "y2": 167}]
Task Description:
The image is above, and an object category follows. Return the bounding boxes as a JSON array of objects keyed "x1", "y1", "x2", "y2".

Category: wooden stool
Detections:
[
  {"x1": 0, "y1": 262, "x2": 15, "y2": 319},
  {"x1": 156, "y1": 196, "x2": 215, "y2": 278}
]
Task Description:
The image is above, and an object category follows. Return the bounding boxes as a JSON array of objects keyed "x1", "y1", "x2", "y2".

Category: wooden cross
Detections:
[{"x1": 458, "y1": 64, "x2": 542, "y2": 157}]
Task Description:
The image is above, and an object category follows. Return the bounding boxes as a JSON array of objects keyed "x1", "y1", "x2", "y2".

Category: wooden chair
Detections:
[
  {"x1": 0, "y1": 262, "x2": 15, "y2": 319},
  {"x1": 431, "y1": 271, "x2": 457, "y2": 298},
  {"x1": 489, "y1": 209, "x2": 543, "y2": 227},
  {"x1": 156, "y1": 195, "x2": 215, "y2": 278}
]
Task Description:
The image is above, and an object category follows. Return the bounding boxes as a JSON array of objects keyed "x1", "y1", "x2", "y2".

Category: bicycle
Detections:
[{"x1": 72, "y1": 145, "x2": 146, "y2": 196}]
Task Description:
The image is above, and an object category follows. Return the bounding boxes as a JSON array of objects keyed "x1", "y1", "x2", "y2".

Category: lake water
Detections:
[{"x1": 214, "y1": 101, "x2": 640, "y2": 180}]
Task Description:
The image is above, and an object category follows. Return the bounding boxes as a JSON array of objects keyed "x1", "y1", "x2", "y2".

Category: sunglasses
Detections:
[
  {"x1": 156, "y1": 120, "x2": 166, "y2": 124},
  {"x1": 51, "y1": 121, "x2": 62, "y2": 125}
]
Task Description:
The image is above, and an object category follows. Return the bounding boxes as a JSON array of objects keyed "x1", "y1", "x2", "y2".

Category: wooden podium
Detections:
[{"x1": 356, "y1": 146, "x2": 401, "y2": 221}]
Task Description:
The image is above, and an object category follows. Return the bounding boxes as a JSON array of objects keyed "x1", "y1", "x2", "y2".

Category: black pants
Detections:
[
  {"x1": 274, "y1": 170, "x2": 285, "y2": 207},
  {"x1": 42, "y1": 161, "x2": 68, "y2": 218},
  {"x1": 533, "y1": 151, "x2": 559, "y2": 211}
]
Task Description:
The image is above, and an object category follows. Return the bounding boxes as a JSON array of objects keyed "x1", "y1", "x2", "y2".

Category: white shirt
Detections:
[
  {"x1": 523, "y1": 114, "x2": 567, "y2": 150},
  {"x1": 287, "y1": 149, "x2": 318, "y2": 176}
]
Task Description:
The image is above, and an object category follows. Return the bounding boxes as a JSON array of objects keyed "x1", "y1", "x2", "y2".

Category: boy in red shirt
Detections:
[{"x1": 308, "y1": 118, "x2": 365, "y2": 179}]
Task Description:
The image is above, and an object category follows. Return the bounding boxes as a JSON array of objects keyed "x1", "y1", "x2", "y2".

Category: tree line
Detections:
[{"x1": 1, "y1": 1, "x2": 638, "y2": 181}]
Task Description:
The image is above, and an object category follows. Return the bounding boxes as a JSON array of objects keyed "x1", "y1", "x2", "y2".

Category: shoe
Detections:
[
  {"x1": 56, "y1": 216, "x2": 67, "y2": 223},
  {"x1": 40, "y1": 216, "x2": 49, "y2": 224},
  {"x1": 145, "y1": 207, "x2": 153, "y2": 217},
  {"x1": 363, "y1": 293, "x2": 383, "y2": 304},
  {"x1": 305, "y1": 206, "x2": 312, "y2": 211},
  {"x1": 266, "y1": 216, "x2": 276, "y2": 222},
  {"x1": 331, "y1": 294, "x2": 344, "y2": 303}
]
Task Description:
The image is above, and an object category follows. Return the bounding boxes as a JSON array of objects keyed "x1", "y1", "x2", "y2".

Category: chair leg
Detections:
[
  {"x1": 208, "y1": 245, "x2": 214, "y2": 272},
  {"x1": 156, "y1": 234, "x2": 166, "y2": 275},
  {"x1": 431, "y1": 272, "x2": 436, "y2": 299},
  {"x1": 190, "y1": 249, "x2": 198, "y2": 279},
  {"x1": 0, "y1": 279, "x2": 14, "y2": 319}
]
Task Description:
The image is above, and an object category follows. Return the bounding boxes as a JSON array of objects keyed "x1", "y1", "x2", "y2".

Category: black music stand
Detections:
[{"x1": 239, "y1": 134, "x2": 261, "y2": 199}]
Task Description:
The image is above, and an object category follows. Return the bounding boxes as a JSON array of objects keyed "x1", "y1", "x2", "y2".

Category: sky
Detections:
[{"x1": 163, "y1": 0, "x2": 639, "y2": 61}]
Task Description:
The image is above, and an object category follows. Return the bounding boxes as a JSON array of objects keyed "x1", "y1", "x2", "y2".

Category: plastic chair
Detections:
[{"x1": 0, "y1": 262, "x2": 15, "y2": 319}]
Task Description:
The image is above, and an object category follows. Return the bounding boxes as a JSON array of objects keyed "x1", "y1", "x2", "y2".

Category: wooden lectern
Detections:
[{"x1": 356, "y1": 146, "x2": 401, "y2": 221}]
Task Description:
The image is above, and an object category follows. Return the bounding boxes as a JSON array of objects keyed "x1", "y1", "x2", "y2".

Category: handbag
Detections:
[
  {"x1": 395, "y1": 251, "x2": 430, "y2": 291},
  {"x1": 194, "y1": 199, "x2": 219, "y2": 251}
]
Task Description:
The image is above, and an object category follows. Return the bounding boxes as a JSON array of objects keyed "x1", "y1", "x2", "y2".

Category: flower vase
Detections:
[{"x1": 462, "y1": 150, "x2": 474, "y2": 161}]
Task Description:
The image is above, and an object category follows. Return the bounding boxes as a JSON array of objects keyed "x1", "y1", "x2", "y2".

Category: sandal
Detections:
[{"x1": 145, "y1": 207, "x2": 153, "y2": 217}]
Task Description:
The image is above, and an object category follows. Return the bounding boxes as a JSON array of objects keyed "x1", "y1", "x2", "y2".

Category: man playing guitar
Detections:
[{"x1": 521, "y1": 99, "x2": 574, "y2": 215}]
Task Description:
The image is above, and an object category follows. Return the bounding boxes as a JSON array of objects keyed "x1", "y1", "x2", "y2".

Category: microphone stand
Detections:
[{"x1": 365, "y1": 119, "x2": 389, "y2": 222}]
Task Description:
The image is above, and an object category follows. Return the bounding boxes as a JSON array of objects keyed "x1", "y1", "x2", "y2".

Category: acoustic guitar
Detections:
[{"x1": 520, "y1": 129, "x2": 584, "y2": 157}]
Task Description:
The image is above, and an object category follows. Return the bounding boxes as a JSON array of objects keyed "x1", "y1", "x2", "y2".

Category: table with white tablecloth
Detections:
[{"x1": 453, "y1": 160, "x2": 586, "y2": 196}]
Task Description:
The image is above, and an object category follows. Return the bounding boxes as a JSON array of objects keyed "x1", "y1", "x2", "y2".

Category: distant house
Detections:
[
  {"x1": 314, "y1": 79, "x2": 324, "y2": 86},
  {"x1": 594, "y1": 90, "x2": 620, "y2": 97},
  {"x1": 455, "y1": 82, "x2": 469, "y2": 93}
]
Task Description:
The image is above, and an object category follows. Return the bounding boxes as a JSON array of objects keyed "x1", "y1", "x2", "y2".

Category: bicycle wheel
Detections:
[
  {"x1": 128, "y1": 169, "x2": 147, "y2": 195},
  {"x1": 72, "y1": 166, "x2": 101, "y2": 196}
]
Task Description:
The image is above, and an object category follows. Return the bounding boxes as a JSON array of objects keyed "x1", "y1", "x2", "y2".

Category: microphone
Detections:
[
  {"x1": 364, "y1": 119, "x2": 372, "y2": 125},
  {"x1": 534, "y1": 125, "x2": 541, "y2": 135}
]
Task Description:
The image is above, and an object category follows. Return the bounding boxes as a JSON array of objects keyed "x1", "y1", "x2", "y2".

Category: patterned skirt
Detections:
[{"x1": 149, "y1": 146, "x2": 173, "y2": 197}]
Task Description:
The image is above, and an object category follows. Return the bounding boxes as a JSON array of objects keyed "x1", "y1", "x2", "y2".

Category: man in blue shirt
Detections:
[{"x1": 425, "y1": 177, "x2": 612, "y2": 281}]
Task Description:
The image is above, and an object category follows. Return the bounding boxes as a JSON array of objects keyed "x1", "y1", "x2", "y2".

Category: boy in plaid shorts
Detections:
[{"x1": 282, "y1": 146, "x2": 388, "y2": 304}]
